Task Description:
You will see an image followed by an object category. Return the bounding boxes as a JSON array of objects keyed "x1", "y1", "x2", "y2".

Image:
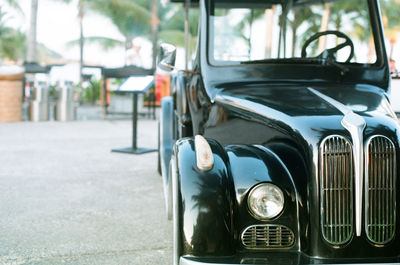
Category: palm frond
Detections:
[
  {"x1": 158, "y1": 29, "x2": 197, "y2": 51},
  {"x1": 88, "y1": 0, "x2": 152, "y2": 39},
  {"x1": 66, "y1": 36, "x2": 124, "y2": 51}
]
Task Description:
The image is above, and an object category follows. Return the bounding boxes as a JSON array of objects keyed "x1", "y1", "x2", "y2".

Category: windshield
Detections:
[{"x1": 209, "y1": 0, "x2": 377, "y2": 65}]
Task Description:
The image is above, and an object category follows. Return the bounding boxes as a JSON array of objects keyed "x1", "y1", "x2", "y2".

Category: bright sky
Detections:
[
  {"x1": 4, "y1": 0, "x2": 153, "y2": 68},
  {"x1": 3, "y1": 0, "x2": 399, "y2": 71}
]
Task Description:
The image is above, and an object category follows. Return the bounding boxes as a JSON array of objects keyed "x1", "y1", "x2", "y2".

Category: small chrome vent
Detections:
[
  {"x1": 241, "y1": 224, "x2": 295, "y2": 249},
  {"x1": 320, "y1": 135, "x2": 353, "y2": 245},
  {"x1": 365, "y1": 136, "x2": 396, "y2": 245}
]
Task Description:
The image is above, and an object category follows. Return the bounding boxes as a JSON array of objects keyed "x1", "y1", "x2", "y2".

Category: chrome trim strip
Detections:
[
  {"x1": 308, "y1": 87, "x2": 366, "y2": 237},
  {"x1": 381, "y1": 96, "x2": 399, "y2": 122},
  {"x1": 341, "y1": 112, "x2": 366, "y2": 237},
  {"x1": 215, "y1": 94, "x2": 292, "y2": 123},
  {"x1": 180, "y1": 257, "x2": 397, "y2": 265},
  {"x1": 307, "y1": 87, "x2": 350, "y2": 114}
]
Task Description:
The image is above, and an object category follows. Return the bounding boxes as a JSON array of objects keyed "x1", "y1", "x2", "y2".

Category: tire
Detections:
[{"x1": 166, "y1": 156, "x2": 174, "y2": 220}]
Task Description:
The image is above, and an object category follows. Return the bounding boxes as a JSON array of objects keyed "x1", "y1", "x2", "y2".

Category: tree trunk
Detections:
[
  {"x1": 318, "y1": 3, "x2": 331, "y2": 54},
  {"x1": 264, "y1": 7, "x2": 274, "y2": 59},
  {"x1": 184, "y1": 0, "x2": 190, "y2": 69},
  {"x1": 151, "y1": 0, "x2": 159, "y2": 70},
  {"x1": 79, "y1": 1, "x2": 85, "y2": 85},
  {"x1": 368, "y1": 36, "x2": 375, "y2": 63},
  {"x1": 291, "y1": 11, "x2": 298, "y2": 57},
  {"x1": 124, "y1": 39, "x2": 131, "y2": 66},
  {"x1": 27, "y1": 0, "x2": 38, "y2": 63}
]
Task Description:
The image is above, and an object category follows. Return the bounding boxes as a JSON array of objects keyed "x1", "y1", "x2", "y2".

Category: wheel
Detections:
[
  {"x1": 166, "y1": 157, "x2": 174, "y2": 220},
  {"x1": 301, "y1": 30, "x2": 354, "y2": 63}
]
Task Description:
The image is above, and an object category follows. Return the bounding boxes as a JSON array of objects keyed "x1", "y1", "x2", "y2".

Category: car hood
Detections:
[{"x1": 214, "y1": 83, "x2": 399, "y2": 146}]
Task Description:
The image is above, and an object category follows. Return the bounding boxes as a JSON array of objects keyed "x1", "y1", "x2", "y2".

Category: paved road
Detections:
[{"x1": 0, "y1": 120, "x2": 172, "y2": 265}]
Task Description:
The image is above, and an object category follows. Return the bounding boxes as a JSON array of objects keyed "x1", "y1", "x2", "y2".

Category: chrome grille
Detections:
[
  {"x1": 365, "y1": 136, "x2": 396, "y2": 245},
  {"x1": 241, "y1": 224, "x2": 295, "y2": 249},
  {"x1": 320, "y1": 135, "x2": 353, "y2": 245}
]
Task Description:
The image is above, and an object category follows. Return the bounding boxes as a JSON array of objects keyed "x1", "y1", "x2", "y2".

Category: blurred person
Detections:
[{"x1": 390, "y1": 58, "x2": 398, "y2": 77}]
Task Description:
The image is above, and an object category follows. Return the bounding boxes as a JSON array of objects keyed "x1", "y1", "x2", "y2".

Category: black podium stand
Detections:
[{"x1": 111, "y1": 76, "x2": 156, "y2": 155}]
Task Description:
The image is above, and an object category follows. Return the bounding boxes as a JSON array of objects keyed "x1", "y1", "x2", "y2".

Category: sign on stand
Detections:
[{"x1": 111, "y1": 76, "x2": 156, "y2": 154}]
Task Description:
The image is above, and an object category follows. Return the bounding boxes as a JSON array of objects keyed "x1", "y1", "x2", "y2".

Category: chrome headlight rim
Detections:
[{"x1": 247, "y1": 183, "x2": 285, "y2": 220}]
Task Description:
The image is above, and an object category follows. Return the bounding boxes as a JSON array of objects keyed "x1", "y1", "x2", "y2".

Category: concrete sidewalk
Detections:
[{"x1": 0, "y1": 120, "x2": 172, "y2": 265}]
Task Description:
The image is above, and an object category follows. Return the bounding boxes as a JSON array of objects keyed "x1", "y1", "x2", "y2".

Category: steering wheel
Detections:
[{"x1": 301, "y1": 30, "x2": 354, "y2": 63}]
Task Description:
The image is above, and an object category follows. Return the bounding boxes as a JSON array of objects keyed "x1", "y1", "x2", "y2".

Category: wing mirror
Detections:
[{"x1": 157, "y1": 43, "x2": 176, "y2": 72}]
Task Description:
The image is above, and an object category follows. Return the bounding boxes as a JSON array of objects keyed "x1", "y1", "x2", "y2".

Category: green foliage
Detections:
[
  {"x1": 0, "y1": 8, "x2": 26, "y2": 61},
  {"x1": 160, "y1": 5, "x2": 199, "y2": 37},
  {"x1": 62, "y1": 0, "x2": 201, "y2": 60},
  {"x1": 67, "y1": 36, "x2": 124, "y2": 51},
  {"x1": 158, "y1": 5, "x2": 199, "y2": 48},
  {"x1": 1, "y1": 0, "x2": 23, "y2": 15},
  {"x1": 381, "y1": 0, "x2": 400, "y2": 30},
  {"x1": 110, "y1": 78, "x2": 124, "y2": 86},
  {"x1": 88, "y1": 0, "x2": 152, "y2": 42},
  {"x1": 158, "y1": 29, "x2": 197, "y2": 49},
  {"x1": 81, "y1": 78, "x2": 101, "y2": 103}
]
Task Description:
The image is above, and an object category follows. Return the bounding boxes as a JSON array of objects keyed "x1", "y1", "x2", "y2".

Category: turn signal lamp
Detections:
[{"x1": 194, "y1": 135, "x2": 214, "y2": 171}]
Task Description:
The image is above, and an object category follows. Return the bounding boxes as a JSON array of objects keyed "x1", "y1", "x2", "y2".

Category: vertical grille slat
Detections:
[
  {"x1": 320, "y1": 134, "x2": 397, "y2": 247},
  {"x1": 320, "y1": 135, "x2": 353, "y2": 245},
  {"x1": 366, "y1": 136, "x2": 396, "y2": 245}
]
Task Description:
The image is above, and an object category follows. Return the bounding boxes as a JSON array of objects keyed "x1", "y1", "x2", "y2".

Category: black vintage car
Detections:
[{"x1": 157, "y1": 0, "x2": 400, "y2": 264}]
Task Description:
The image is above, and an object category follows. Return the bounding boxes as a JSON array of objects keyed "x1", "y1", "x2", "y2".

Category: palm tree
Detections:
[
  {"x1": 66, "y1": 1, "x2": 199, "y2": 69},
  {"x1": 290, "y1": 7, "x2": 320, "y2": 57},
  {"x1": 78, "y1": 1, "x2": 85, "y2": 83},
  {"x1": 381, "y1": 0, "x2": 400, "y2": 60},
  {"x1": 1, "y1": 0, "x2": 23, "y2": 13},
  {"x1": 321, "y1": 0, "x2": 396, "y2": 62},
  {"x1": 57, "y1": 0, "x2": 138, "y2": 81},
  {"x1": 27, "y1": 0, "x2": 38, "y2": 63},
  {"x1": 62, "y1": 0, "x2": 153, "y2": 67},
  {"x1": 0, "y1": 7, "x2": 26, "y2": 61},
  {"x1": 80, "y1": 2, "x2": 199, "y2": 66},
  {"x1": 55, "y1": 0, "x2": 91, "y2": 84},
  {"x1": 0, "y1": 0, "x2": 25, "y2": 62},
  {"x1": 89, "y1": 0, "x2": 152, "y2": 59},
  {"x1": 158, "y1": 5, "x2": 199, "y2": 53},
  {"x1": 151, "y1": 0, "x2": 159, "y2": 69}
]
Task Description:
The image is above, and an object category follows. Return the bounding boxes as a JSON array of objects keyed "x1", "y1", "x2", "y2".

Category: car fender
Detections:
[
  {"x1": 173, "y1": 137, "x2": 235, "y2": 258},
  {"x1": 173, "y1": 137, "x2": 302, "y2": 260}
]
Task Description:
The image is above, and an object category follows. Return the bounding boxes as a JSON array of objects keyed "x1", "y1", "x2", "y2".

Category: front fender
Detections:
[
  {"x1": 174, "y1": 137, "x2": 235, "y2": 257},
  {"x1": 226, "y1": 145, "x2": 300, "y2": 251},
  {"x1": 174, "y1": 137, "x2": 301, "y2": 260}
]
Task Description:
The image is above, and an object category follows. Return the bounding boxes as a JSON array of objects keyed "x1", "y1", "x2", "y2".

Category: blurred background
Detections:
[
  {"x1": 1, "y1": 0, "x2": 200, "y2": 70},
  {"x1": 0, "y1": 0, "x2": 200, "y2": 122},
  {"x1": 0, "y1": 0, "x2": 399, "y2": 119}
]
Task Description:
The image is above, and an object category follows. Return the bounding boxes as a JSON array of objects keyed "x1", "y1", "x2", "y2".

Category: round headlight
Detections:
[{"x1": 248, "y1": 183, "x2": 284, "y2": 220}]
